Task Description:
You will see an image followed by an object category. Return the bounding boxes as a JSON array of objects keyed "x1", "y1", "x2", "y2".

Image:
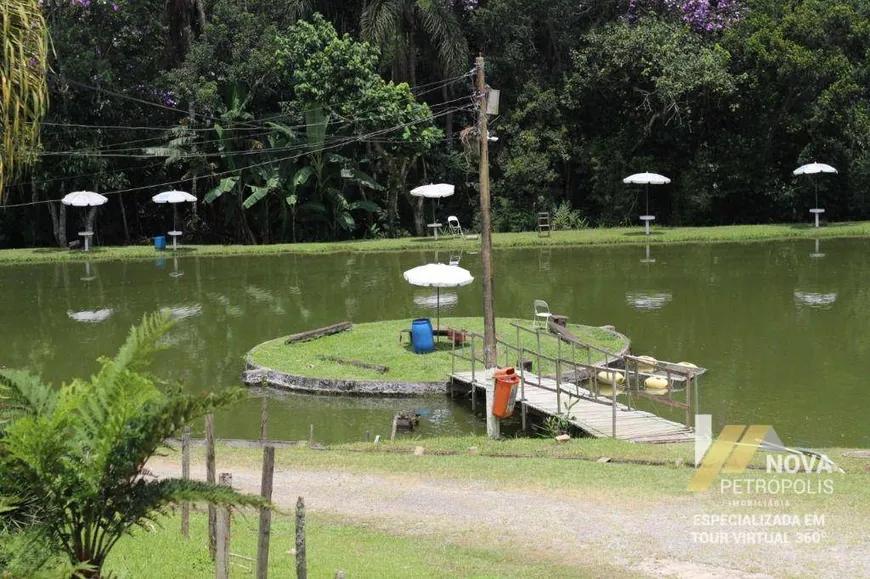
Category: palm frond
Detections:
[
  {"x1": 0, "y1": 0, "x2": 49, "y2": 197},
  {"x1": 416, "y1": 0, "x2": 469, "y2": 75},
  {"x1": 361, "y1": 0, "x2": 402, "y2": 47}
]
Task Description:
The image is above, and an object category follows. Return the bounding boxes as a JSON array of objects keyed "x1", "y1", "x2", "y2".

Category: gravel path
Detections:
[{"x1": 148, "y1": 459, "x2": 870, "y2": 579}]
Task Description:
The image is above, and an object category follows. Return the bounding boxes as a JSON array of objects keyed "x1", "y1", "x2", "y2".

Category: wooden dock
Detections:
[{"x1": 450, "y1": 370, "x2": 694, "y2": 444}]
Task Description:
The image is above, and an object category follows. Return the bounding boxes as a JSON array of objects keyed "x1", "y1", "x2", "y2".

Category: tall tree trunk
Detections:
[
  {"x1": 86, "y1": 206, "x2": 97, "y2": 233},
  {"x1": 189, "y1": 101, "x2": 199, "y2": 225},
  {"x1": 412, "y1": 196, "x2": 425, "y2": 236},
  {"x1": 48, "y1": 202, "x2": 67, "y2": 247},
  {"x1": 262, "y1": 195, "x2": 270, "y2": 244},
  {"x1": 443, "y1": 83, "x2": 453, "y2": 140},
  {"x1": 240, "y1": 199, "x2": 257, "y2": 244},
  {"x1": 119, "y1": 192, "x2": 131, "y2": 243}
]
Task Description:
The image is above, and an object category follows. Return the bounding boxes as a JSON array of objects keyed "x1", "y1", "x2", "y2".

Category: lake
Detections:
[{"x1": 1, "y1": 238, "x2": 867, "y2": 447}]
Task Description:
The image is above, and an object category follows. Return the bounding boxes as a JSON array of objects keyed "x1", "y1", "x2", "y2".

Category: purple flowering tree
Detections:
[{"x1": 628, "y1": 0, "x2": 745, "y2": 32}]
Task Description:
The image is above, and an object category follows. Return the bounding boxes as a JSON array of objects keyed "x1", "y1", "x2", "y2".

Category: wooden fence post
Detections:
[
  {"x1": 295, "y1": 497, "x2": 307, "y2": 579},
  {"x1": 256, "y1": 446, "x2": 275, "y2": 579},
  {"x1": 181, "y1": 425, "x2": 190, "y2": 538},
  {"x1": 390, "y1": 414, "x2": 399, "y2": 441},
  {"x1": 206, "y1": 414, "x2": 217, "y2": 560},
  {"x1": 308, "y1": 424, "x2": 314, "y2": 446},
  {"x1": 215, "y1": 472, "x2": 232, "y2": 579},
  {"x1": 259, "y1": 396, "x2": 268, "y2": 443}
]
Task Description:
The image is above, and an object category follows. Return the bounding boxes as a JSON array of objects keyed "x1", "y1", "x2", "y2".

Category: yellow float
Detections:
[
  {"x1": 644, "y1": 388, "x2": 669, "y2": 396},
  {"x1": 597, "y1": 370, "x2": 625, "y2": 385},
  {"x1": 644, "y1": 376, "x2": 669, "y2": 390},
  {"x1": 676, "y1": 361, "x2": 698, "y2": 369},
  {"x1": 636, "y1": 355, "x2": 658, "y2": 372}
]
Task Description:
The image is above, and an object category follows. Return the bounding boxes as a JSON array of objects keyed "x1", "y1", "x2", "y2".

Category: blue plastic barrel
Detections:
[
  {"x1": 154, "y1": 235, "x2": 166, "y2": 250},
  {"x1": 410, "y1": 318, "x2": 434, "y2": 354}
]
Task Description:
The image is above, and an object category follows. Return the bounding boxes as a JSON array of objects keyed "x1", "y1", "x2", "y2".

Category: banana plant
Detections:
[
  {"x1": 202, "y1": 88, "x2": 261, "y2": 242},
  {"x1": 301, "y1": 107, "x2": 383, "y2": 239},
  {"x1": 244, "y1": 108, "x2": 384, "y2": 241}
]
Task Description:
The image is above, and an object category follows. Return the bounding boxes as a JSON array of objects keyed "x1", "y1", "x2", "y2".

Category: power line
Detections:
[
  {"x1": 1, "y1": 104, "x2": 471, "y2": 209},
  {"x1": 55, "y1": 71, "x2": 475, "y2": 133},
  {"x1": 35, "y1": 95, "x2": 473, "y2": 158}
]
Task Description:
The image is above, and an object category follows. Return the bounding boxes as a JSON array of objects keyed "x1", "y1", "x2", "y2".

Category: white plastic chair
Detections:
[
  {"x1": 533, "y1": 300, "x2": 552, "y2": 330},
  {"x1": 447, "y1": 215, "x2": 463, "y2": 237}
]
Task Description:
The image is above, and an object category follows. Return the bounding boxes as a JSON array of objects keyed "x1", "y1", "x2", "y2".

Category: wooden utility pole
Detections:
[
  {"x1": 477, "y1": 55, "x2": 500, "y2": 440},
  {"x1": 476, "y1": 55, "x2": 496, "y2": 369}
]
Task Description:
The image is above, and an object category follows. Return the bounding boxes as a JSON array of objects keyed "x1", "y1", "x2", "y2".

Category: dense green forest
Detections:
[{"x1": 3, "y1": 0, "x2": 870, "y2": 247}]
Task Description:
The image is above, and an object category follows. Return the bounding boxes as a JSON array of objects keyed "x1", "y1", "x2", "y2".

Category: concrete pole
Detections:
[{"x1": 477, "y1": 55, "x2": 499, "y2": 439}]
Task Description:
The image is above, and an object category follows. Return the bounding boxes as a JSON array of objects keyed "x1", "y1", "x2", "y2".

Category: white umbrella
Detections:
[
  {"x1": 793, "y1": 162, "x2": 837, "y2": 212},
  {"x1": 411, "y1": 183, "x2": 455, "y2": 238},
  {"x1": 152, "y1": 190, "x2": 197, "y2": 249},
  {"x1": 403, "y1": 263, "x2": 473, "y2": 332},
  {"x1": 62, "y1": 191, "x2": 108, "y2": 252},
  {"x1": 793, "y1": 162, "x2": 838, "y2": 176},
  {"x1": 67, "y1": 308, "x2": 113, "y2": 323},
  {"x1": 623, "y1": 172, "x2": 671, "y2": 217},
  {"x1": 62, "y1": 191, "x2": 108, "y2": 207}
]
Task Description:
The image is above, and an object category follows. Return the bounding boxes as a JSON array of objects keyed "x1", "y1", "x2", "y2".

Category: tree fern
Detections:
[
  {"x1": 0, "y1": 370, "x2": 57, "y2": 430},
  {"x1": 0, "y1": 313, "x2": 261, "y2": 578}
]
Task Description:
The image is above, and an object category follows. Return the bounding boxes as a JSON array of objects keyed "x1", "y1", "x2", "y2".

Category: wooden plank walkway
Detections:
[{"x1": 450, "y1": 370, "x2": 694, "y2": 444}]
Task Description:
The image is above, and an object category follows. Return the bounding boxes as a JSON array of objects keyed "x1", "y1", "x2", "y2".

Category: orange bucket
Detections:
[{"x1": 492, "y1": 367, "x2": 520, "y2": 419}]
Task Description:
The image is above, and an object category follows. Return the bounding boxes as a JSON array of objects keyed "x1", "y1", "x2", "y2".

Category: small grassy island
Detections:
[{"x1": 246, "y1": 317, "x2": 629, "y2": 395}]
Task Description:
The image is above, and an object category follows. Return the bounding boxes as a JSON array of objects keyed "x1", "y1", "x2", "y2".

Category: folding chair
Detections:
[
  {"x1": 533, "y1": 300, "x2": 552, "y2": 330},
  {"x1": 447, "y1": 215, "x2": 463, "y2": 237}
]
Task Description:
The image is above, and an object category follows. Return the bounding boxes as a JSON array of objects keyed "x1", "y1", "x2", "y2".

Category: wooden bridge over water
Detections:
[{"x1": 448, "y1": 323, "x2": 705, "y2": 444}]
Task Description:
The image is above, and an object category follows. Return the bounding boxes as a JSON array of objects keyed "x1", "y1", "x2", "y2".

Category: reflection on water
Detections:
[
  {"x1": 810, "y1": 239, "x2": 825, "y2": 258},
  {"x1": 68, "y1": 308, "x2": 114, "y2": 323},
  {"x1": 413, "y1": 292, "x2": 459, "y2": 308},
  {"x1": 162, "y1": 304, "x2": 202, "y2": 320},
  {"x1": 625, "y1": 291, "x2": 673, "y2": 311},
  {"x1": 795, "y1": 238, "x2": 835, "y2": 309},
  {"x1": 793, "y1": 291, "x2": 837, "y2": 309},
  {"x1": 640, "y1": 244, "x2": 656, "y2": 264},
  {"x1": 3, "y1": 239, "x2": 870, "y2": 446},
  {"x1": 81, "y1": 261, "x2": 97, "y2": 281},
  {"x1": 169, "y1": 256, "x2": 184, "y2": 278}
]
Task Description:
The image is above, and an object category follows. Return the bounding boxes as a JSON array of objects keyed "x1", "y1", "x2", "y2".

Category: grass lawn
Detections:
[
  {"x1": 3, "y1": 221, "x2": 870, "y2": 265},
  {"x1": 106, "y1": 512, "x2": 610, "y2": 578},
  {"x1": 247, "y1": 317, "x2": 628, "y2": 382}
]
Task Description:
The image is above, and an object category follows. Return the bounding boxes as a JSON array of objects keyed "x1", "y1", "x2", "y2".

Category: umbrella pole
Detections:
[
  {"x1": 436, "y1": 286, "x2": 440, "y2": 338},
  {"x1": 646, "y1": 184, "x2": 650, "y2": 216},
  {"x1": 173, "y1": 205, "x2": 179, "y2": 250}
]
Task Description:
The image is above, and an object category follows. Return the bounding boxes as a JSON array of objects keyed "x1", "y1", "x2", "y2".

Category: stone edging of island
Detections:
[
  {"x1": 242, "y1": 324, "x2": 631, "y2": 398},
  {"x1": 243, "y1": 358, "x2": 447, "y2": 397}
]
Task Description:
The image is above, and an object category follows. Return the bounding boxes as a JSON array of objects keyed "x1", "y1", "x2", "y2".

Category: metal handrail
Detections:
[{"x1": 447, "y1": 325, "x2": 702, "y2": 436}]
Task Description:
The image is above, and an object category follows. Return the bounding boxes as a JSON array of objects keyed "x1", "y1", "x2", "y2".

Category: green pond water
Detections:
[{"x1": 1, "y1": 238, "x2": 868, "y2": 447}]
